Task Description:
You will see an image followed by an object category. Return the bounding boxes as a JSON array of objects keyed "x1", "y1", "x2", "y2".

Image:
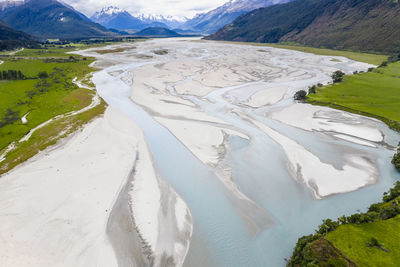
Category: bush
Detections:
[
  {"x1": 294, "y1": 90, "x2": 307, "y2": 100},
  {"x1": 392, "y1": 143, "x2": 400, "y2": 172},
  {"x1": 317, "y1": 219, "x2": 339, "y2": 235},
  {"x1": 379, "y1": 61, "x2": 388, "y2": 68},
  {"x1": 308, "y1": 85, "x2": 316, "y2": 94},
  {"x1": 0, "y1": 108, "x2": 20, "y2": 127},
  {"x1": 332, "y1": 70, "x2": 345, "y2": 83},
  {"x1": 38, "y1": 71, "x2": 49, "y2": 79},
  {"x1": 367, "y1": 67, "x2": 375, "y2": 72}
]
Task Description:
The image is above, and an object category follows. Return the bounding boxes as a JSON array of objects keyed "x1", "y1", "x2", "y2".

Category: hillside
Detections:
[
  {"x1": 207, "y1": 0, "x2": 400, "y2": 53},
  {"x1": 134, "y1": 27, "x2": 181, "y2": 37},
  {"x1": 0, "y1": 0, "x2": 112, "y2": 39},
  {"x1": 0, "y1": 20, "x2": 38, "y2": 50},
  {"x1": 181, "y1": 0, "x2": 289, "y2": 34}
]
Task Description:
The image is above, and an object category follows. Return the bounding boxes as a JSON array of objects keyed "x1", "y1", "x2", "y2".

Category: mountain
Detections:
[
  {"x1": 0, "y1": 20, "x2": 38, "y2": 50},
  {"x1": 91, "y1": 7, "x2": 172, "y2": 30},
  {"x1": 91, "y1": 6, "x2": 148, "y2": 30},
  {"x1": 0, "y1": 0, "x2": 24, "y2": 10},
  {"x1": 181, "y1": 0, "x2": 290, "y2": 34},
  {"x1": 136, "y1": 14, "x2": 187, "y2": 29},
  {"x1": 134, "y1": 27, "x2": 182, "y2": 37},
  {"x1": 0, "y1": 0, "x2": 112, "y2": 39},
  {"x1": 207, "y1": 0, "x2": 400, "y2": 54}
]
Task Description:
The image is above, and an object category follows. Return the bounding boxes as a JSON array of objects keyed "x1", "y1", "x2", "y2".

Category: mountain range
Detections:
[
  {"x1": 91, "y1": 0, "x2": 290, "y2": 34},
  {"x1": 90, "y1": 6, "x2": 188, "y2": 31},
  {"x1": 181, "y1": 0, "x2": 290, "y2": 34},
  {"x1": 0, "y1": 0, "x2": 112, "y2": 39},
  {"x1": 207, "y1": 0, "x2": 400, "y2": 53}
]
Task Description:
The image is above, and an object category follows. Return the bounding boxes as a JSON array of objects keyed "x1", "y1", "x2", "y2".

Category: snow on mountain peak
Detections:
[{"x1": 94, "y1": 6, "x2": 125, "y2": 18}]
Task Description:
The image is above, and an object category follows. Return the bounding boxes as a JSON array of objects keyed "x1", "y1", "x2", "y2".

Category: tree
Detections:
[
  {"x1": 392, "y1": 143, "x2": 400, "y2": 172},
  {"x1": 332, "y1": 70, "x2": 345, "y2": 83},
  {"x1": 38, "y1": 71, "x2": 49, "y2": 79},
  {"x1": 308, "y1": 85, "x2": 316, "y2": 94},
  {"x1": 294, "y1": 90, "x2": 307, "y2": 100},
  {"x1": 317, "y1": 219, "x2": 339, "y2": 235}
]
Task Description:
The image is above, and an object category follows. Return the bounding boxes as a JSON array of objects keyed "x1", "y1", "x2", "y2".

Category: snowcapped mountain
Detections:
[
  {"x1": 91, "y1": 6, "x2": 171, "y2": 30},
  {"x1": 181, "y1": 0, "x2": 291, "y2": 34},
  {"x1": 136, "y1": 14, "x2": 187, "y2": 29},
  {"x1": 0, "y1": 1, "x2": 24, "y2": 11}
]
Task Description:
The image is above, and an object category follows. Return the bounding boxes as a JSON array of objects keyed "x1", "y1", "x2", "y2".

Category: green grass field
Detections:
[
  {"x1": 327, "y1": 215, "x2": 400, "y2": 267},
  {"x1": 0, "y1": 50, "x2": 96, "y2": 151},
  {"x1": 307, "y1": 62, "x2": 400, "y2": 132},
  {"x1": 0, "y1": 44, "x2": 108, "y2": 174}
]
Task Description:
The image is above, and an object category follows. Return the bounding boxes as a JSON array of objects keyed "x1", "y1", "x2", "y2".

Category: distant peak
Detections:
[{"x1": 94, "y1": 6, "x2": 125, "y2": 17}]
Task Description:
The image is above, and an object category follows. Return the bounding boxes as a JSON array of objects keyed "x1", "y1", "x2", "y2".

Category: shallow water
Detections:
[{"x1": 90, "y1": 39, "x2": 400, "y2": 267}]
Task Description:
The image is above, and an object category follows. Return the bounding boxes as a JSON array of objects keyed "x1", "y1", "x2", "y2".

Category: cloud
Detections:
[{"x1": 61, "y1": 0, "x2": 229, "y2": 18}]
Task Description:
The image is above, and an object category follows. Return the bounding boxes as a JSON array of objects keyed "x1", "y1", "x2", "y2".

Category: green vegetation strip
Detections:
[{"x1": 327, "y1": 216, "x2": 400, "y2": 267}]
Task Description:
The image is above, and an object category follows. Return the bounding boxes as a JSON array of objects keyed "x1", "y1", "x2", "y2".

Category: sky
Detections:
[{"x1": 61, "y1": 0, "x2": 230, "y2": 19}]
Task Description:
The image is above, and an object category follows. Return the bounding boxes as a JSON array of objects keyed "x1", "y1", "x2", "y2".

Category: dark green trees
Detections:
[
  {"x1": 332, "y1": 70, "x2": 345, "y2": 83},
  {"x1": 0, "y1": 70, "x2": 25, "y2": 80},
  {"x1": 392, "y1": 143, "x2": 400, "y2": 172},
  {"x1": 294, "y1": 90, "x2": 307, "y2": 100}
]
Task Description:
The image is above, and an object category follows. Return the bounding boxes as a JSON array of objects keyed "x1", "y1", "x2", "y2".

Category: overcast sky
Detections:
[{"x1": 62, "y1": 0, "x2": 229, "y2": 18}]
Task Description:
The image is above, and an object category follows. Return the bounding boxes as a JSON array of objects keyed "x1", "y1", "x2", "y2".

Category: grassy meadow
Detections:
[
  {"x1": 327, "y1": 216, "x2": 400, "y2": 267},
  {"x1": 0, "y1": 43, "x2": 107, "y2": 174},
  {"x1": 307, "y1": 62, "x2": 400, "y2": 132}
]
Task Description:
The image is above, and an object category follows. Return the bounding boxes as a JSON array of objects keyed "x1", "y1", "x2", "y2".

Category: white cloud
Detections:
[{"x1": 62, "y1": 0, "x2": 229, "y2": 18}]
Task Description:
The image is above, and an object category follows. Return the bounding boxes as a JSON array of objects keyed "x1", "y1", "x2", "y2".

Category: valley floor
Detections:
[{"x1": 0, "y1": 38, "x2": 399, "y2": 266}]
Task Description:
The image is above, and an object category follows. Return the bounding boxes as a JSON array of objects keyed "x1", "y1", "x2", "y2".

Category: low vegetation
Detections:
[
  {"x1": 307, "y1": 60, "x2": 400, "y2": 133},
  {"x1": 293, "y1": 90, "x2": 307, "y2": 101},
  {"x1": 0, "y1": 43, "x2": 107, "y2": 175},
  {"x1": 392, "y1": 143, "x2": 400, "y2": 172},
  {"x1": 288, "y1": 182, "x2": 400, "y2": 266}
]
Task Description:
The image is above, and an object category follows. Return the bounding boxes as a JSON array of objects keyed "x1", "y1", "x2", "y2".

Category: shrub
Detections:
[
  {"x1": 308, "y1": 85, "x2": 316, "y2": 94},
  {"x1": 294, "y1": 90, "x2": 307, "y2": 100},
  {"x1": 332, "y1": 70, "x2": 345, "y2": 83},
  {"x1": 392, "y1": 143, "x2": 400, "y2": 172},
  {"x1": 379, "y1": 61, "x2": 388, "y2": 68},
  {"x1": 317, "y1": 219, "x2": 339, "y2": 235},
  {"x1": 38, "y1": 71, "x2": 49, "y2": 79},
  {"x1": 0, "y1": 108, "x2": 20, "y2": 127}
]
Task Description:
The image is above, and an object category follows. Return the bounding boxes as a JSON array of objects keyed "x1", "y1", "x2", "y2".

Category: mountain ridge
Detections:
[
  {"x1": 0, "y1": 0, "x2": 112, "y2": 39},
  {"x1": 207, "y1": 0, "x2": 400, "y2": 53},
  {"x1": 91, "y1": 6, "x2": 185, "y2": 31},
  {"x1": 181, "y1": 0, "x2": 290, "y2": 34},
  {"x1": 0, "y1": 19, "x2": 38, "y2": 50}
]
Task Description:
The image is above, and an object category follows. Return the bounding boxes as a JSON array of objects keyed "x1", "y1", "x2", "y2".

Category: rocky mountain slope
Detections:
[
  {"x1": 181, "y1": 0, "x2": 290, "y2": 34},
  {"x1": 207, "y1": 0, "x2": 400, "y2": 53}
]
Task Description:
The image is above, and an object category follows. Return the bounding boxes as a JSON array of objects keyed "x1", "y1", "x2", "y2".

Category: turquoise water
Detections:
[{"x1": 92, "y1": 55, "x2": 400, "y2": 267}]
